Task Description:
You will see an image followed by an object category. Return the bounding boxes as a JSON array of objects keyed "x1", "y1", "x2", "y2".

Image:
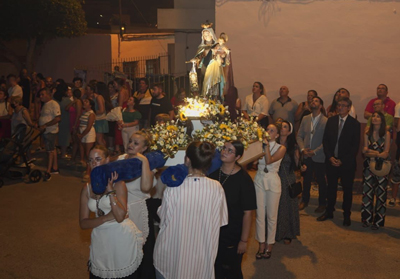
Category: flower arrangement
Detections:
[
  {"x1": 149, "y1": 120, "x2": 189, "y2": 159},
  {"x1": 192, "y1": 116, "x2": 267, "y2": 150}
]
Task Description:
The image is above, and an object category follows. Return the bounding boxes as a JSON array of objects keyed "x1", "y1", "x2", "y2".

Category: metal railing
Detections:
[{"x1": 76, "y1": 53, "x2": 191, "y2": 99}]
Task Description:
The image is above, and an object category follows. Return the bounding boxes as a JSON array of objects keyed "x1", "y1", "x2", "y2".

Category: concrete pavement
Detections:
[{"x1": 0, "y1": 155, "x2": 399, "y2": 279}]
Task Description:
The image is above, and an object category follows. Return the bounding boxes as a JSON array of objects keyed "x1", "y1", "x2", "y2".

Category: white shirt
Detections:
[
  {"x1": 39, "y1": 100, "x2": 61, "y2": 134},
  {"x1": 349, "y1": 105, "x2": 357, "y2": 119},
  {"x1": 310, "y1": 112, "x2": 322, "y2": 142},
  {"x1": 0, "y1": 101, "x2": 9, "y2": 117},
  {"x1": 394, "y1": 102, "x2": 400, "y2": 118},
  {"x1": 154, "y1": 176, "x2": 228, "y2": 279},
  {"x1": 8, "y1": 85, "x2": 23, "y2": 98},
  {"x1": 394, "y1": 102, "x2": 400, "y2": 132},
  {"x1": 244, "y1": 94, "x2": 269, "y2": 117}
]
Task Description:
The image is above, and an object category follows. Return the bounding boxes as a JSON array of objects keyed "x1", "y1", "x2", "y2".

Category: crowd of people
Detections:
[{"x1": 1, "y1": 70, "x2": 400, "y2": 279}]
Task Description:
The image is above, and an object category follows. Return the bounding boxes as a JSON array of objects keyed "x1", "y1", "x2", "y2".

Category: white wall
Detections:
[
  {"x1": 216, "y1": 0, "x2": 400, "y2": 121},
  {"x1": 174, "y1": 32, "x2": 202, "y2": 76}
]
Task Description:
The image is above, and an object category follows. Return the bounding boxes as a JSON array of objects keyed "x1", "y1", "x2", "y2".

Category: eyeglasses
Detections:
[
  {"x1": 222, "y1": 146, "x2": 235, "y2": 154},
  {"x1": 337, "y1": 104, "x2": 349, "y2": 108},
  {"x1": 88, "y1": 157, "x2": 103, "y2": 164}
]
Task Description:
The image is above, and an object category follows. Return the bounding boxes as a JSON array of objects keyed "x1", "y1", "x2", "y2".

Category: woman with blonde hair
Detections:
[
  {"x1": 79, "y1": 145, "x2": 143, "y2": 278},
  {"x1": 117, "y1": 130, "x2": 157, "y2": 278}
]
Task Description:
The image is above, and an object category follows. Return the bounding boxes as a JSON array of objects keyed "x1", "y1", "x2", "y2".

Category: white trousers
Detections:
[
  {"x1": 255, "y1": 186, "x2": 281, "y2": 244},
  {"x1": 122, "y1": 125, "x2": 139, "y2": 151}
]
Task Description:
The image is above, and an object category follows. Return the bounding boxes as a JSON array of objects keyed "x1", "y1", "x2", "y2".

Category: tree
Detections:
[{"x1": 0, "y1": 0, "x2": 87, "y2": 73}]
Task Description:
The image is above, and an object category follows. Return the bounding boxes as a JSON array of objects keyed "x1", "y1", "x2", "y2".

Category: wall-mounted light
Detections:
[{"x1": 120, "y1": 24, "x2": 126, "y2": 37}]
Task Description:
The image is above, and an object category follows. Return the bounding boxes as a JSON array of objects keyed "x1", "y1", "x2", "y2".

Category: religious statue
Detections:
[
  {"x1": 191, "y1": 22, "x2": 218, "y2": 97},
  {"x1": 191, "y1": 23, "x2": 234, "y2": 102}
]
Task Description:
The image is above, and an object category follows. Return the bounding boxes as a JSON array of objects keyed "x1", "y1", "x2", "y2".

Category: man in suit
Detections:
[
  {"x1": 317, "y1": 96, "x2": 360, "y2": 226},
  {"x1": 297, "y1": 96, "x2": 328, "y2": 213}
]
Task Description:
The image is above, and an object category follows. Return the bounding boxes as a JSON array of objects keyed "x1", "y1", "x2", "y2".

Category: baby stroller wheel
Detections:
[{"x1": 29, "y1": 170, "x2": 42, "y2": 183}]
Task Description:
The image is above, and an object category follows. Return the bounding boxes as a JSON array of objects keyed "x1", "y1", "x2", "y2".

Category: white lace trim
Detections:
[
  {"x1": 89, "y1": 225, "x2": 144, "y2": 278},
  {"x1": 128, "y1": 199, "x2": 150, "y2": 244}
]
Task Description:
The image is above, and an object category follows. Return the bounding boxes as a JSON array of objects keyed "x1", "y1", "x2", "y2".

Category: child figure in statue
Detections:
[{"x1": 202, "y1": 33, "x2": 231, "y2": 101}]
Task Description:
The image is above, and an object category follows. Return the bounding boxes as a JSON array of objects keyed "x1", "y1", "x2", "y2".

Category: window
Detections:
[
  {"x1": 123, "y1": 61, "x2": 139, "y2": 79},
  {"x1": 146, "y1": 58, "x2": 160, "y2": 75}
]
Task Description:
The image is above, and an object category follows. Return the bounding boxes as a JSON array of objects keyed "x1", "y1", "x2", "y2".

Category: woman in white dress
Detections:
[
  {"x1": 79, "y1": 145, "x2": 143, "y2": 279},
  {"x1": 254, "y1": 123, "x2": 286, "y2": 259},
  {"x1": 154, "y1": 141, "x2": 228, "y2": 279},
  {"x1": 117, "y1": 130, "x2": 156, "y2": 278}
]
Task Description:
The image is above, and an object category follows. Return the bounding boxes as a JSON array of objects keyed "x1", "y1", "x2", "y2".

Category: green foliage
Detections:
[{"x1": 0, "y1": 0, "x2": 87, "y2": 41}]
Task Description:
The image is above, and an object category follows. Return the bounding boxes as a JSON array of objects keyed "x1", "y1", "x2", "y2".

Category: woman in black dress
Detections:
[{"x1": 275, "y1": 120, "x2": 300, "y2": 244}]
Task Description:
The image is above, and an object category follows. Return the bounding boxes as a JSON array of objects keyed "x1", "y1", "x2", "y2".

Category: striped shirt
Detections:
[
  {"x1": 154, "y1": 176, "x2": 228, "y2": 279},
  {"x1": 79, "y1": 110, "x2": 94, "y2": 128}
]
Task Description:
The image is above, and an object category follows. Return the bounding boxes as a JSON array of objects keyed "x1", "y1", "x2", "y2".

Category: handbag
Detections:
[
  {"x1": 283, "y1": 163, "x2": 303, "y2": 199},
  {"x1": 289, "y1": 181, "x2": 303, "y2": 199},
  {"x1": 369, "y1": 157, "x2": 391, "y2": 177}
]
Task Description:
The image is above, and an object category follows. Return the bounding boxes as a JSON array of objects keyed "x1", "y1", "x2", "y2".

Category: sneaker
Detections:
[
  {"x1": 43, "y1": 172, "x2": 52, "y2": 182},
  {"x1": 388, "y1": 198, "x2": 396, "y2": 207},
  {"x1": 50, "y1": 168, "x2": 60, "y2": 174}
]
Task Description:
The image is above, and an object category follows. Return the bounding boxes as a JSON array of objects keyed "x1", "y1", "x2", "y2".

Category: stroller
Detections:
[{"x1": 0, "y1": 124, "x2": 43, "y2": 187}]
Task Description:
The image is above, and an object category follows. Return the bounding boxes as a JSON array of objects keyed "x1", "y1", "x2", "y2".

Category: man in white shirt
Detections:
[
  {"x1": 38, "y1": 88, "x2": 61, "y2": 181},
  {"x1": 7, "y1": 74, "x2": 23, "y2": 98},
  {"x1": 389, "y1": 102, "x2": 400, "y2": 206}
]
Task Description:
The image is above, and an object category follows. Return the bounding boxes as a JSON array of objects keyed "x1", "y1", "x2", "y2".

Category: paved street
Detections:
[{"x1": 0, "y1": 154, "x2": 399, "y2": 279}]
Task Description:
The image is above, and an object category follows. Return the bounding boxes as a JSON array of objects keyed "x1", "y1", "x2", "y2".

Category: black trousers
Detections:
[
  {"x1": 302, "y1": 158, "x2": 327, "y2": 206},
  {"x1": 135, "y1": 199, "x2": 158, "y2": 279},
  {"x1": 215, "y1": 245, "x2": 243, "y2": 279},
  {"x1": 326, "y1": 163, "x2": 356, "y2": 217}
]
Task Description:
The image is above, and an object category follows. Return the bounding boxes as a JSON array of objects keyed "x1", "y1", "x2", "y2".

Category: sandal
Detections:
[
  {"x1": 284, "y1": 238, "x2": 292, "y2": 245},
  {"x1": 256, "y1": 243, "x2": 266, "y2": 260},
  {"x1": 256, "y1": 249, "x2": 265, "y2": 260},
  {"x1": 362, "y1": 221, "x2": 370, "y2": 228},
  {"x1": 262, "y1": 250, "x2": 272, "y2": 259},
  {"x1": 371, "y1": 224, "x2": 379, "y2": 230}
]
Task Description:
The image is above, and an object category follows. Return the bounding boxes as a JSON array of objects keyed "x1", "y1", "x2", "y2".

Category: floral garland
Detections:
[
  {"x1": 149, "y1": 109, "x2": 269, "y2": 159},
  {"x1": 149, "y1": 120, "x2": 189, "y2": 159}
]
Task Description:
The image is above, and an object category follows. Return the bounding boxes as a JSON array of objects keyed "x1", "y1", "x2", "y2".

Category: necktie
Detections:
[{"x1": 334, "y1": 118, "x2": 344, "y2": 157}]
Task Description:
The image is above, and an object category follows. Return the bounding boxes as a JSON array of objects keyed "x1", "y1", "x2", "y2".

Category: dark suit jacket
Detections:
[{"x1": 323, "y1": 114, "x2": 360, "y2": 170}]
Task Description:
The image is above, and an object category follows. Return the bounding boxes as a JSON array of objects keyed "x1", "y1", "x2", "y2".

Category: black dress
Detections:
[{"x1": 275, "y1": 153, "x2": 300, "y2": 241}]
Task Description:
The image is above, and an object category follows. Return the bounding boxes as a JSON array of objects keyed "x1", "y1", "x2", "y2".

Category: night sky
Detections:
[{"x1": 83, "y1": 0, "x2": 173, "y2": 29}]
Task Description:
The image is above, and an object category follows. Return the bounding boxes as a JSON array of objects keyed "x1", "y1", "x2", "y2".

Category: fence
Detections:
[{"x1": 75, "y1": 53, "x2": 191, "y2": 99}]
